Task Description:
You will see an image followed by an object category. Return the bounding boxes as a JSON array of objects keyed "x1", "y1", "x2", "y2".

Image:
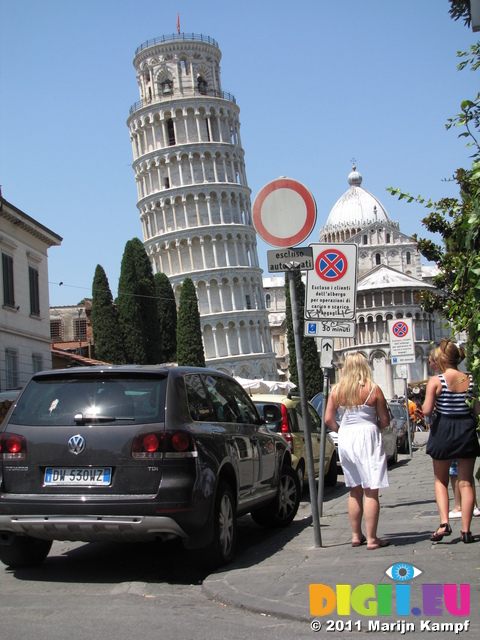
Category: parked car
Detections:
[
  {"x1": 0, "y1": 366, "x2": 301, "y2": 569},
  {"x1": 388, "y1": 400, "x2": 413, "y2": 453},
  {"x1": 310, "y1": 392, "x2": 398, "y2": 467},
  {"x1": 310, "y1": 392, "x2": 342, "y2": 471},
  {"x1": 251, "y1": 393, "x2": 338, "y2": 490}
]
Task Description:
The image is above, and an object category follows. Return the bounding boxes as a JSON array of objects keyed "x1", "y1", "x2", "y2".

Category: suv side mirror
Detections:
[{"x1": 262, "y1": 404, "x2": 282, "y2": 423}]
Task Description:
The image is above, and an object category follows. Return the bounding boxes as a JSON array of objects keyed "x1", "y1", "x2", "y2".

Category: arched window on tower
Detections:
[
  {"x1": 375, "y1": 253, "x2": 381, "y2": 265},
  {"x1": 265, "y1": 294, "x2": 271, "y2": 309},
  {"x1": 363, "y1": 234, "x2": 368, "y2": 245},
  {"x1": 162, "y1": 80, "x2": 173, "y2": 96},
  {"x1": 167, "y1": 118, "x2": 175, "y2": 146},
  {"x1": 197, "y1": 76, "x2": 207, "y2": 95},
  {"x1": 386, "y1": 233, "x2": 391, "y2": 243},
  {"x1": 406, "y1": 251, "x2": 411, "y2": 265}
]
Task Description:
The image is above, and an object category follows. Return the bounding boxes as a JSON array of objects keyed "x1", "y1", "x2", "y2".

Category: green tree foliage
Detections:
[
  {"x1": 176, "y1": 277, "x2": 205, "y2": 367},
  {"x1": 90, "y1": 265, "x2": 124, "y2": 364},
  {"x1": 285, "y1": 271, "x2": 323, "y2": 398},
  {"x1": 448, "y1": 0, "x2": 472, "y2": 28},
  {"x1": 388, "y1": 43, "x2": 480, "y2": 394},
  {"x1": 130, "y1": 238, "x2": 163, "y2": 364},
  {"x1": 154, "y1": 272, "x2": 177, "y2": 362},
  {"x1": 117, "y1": 238, "x2": 162, "y2": 364}
]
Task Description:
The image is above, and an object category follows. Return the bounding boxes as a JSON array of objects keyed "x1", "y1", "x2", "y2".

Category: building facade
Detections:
[
  {"x1": 0, "y1": 197, "x2": 62, "y2": 390},
  {"x1": 262, "y1": 167, "x2": 453, "y2": 398},
  {"x1": 126, "y1": 33, "x2": 276, "y2": 379},
  {"x1": 318, "y1": 166, "x2": 452, "y2": 397}
]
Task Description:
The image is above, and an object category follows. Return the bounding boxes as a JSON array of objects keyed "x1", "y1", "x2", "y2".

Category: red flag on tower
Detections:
[{"x1": 177, "y1": 13, "x2": 180, "y2": 34}]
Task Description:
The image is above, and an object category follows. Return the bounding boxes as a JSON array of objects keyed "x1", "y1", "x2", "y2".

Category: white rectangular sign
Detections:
[
  {"x1": 320, "y1": 338, "x2": 334, "y2": 368},
  {"x1": 304, "y1": 320, "x2": 356, "y2": 338},
  {"x1": 267, "y1": 247, "x2": 313, "y2": 272},
  {"x1": 391, "y1": 355, "x2": 416, "y2": 365},
  {"x1": 305, "y1": 244, "x2": 358, "y2": 321},
  {"x1": 388, "y1": 318, "x2": 415, "y2": 363}
]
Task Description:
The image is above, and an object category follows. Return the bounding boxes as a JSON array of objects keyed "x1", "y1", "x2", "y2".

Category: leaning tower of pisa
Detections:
[{"x1": 127, "y1": 33, "x2": 277, "y2": 379}]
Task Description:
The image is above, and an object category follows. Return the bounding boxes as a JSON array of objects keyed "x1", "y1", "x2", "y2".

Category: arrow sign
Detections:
[{"x1": 320, "y1": 338, "x2": 334, "y2": 369}]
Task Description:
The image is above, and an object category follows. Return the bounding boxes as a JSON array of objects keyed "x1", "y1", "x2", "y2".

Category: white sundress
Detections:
[{"x1": 338, "y1": 387, "x2": 389, "y2": 489}]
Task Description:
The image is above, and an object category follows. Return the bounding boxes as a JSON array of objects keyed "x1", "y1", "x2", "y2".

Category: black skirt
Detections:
[{"x1": 426, "y1": 412, "x2": 480, "y2": 460}]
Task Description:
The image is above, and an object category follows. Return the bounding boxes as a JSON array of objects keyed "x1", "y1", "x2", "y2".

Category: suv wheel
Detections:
[
  {"x1": 324, "y1": 451, "x2": 338, "y2": 487},
  {"x1": 197, "y1": 481, "x2": 237, "y2": 568},
  {"x1": 0, "y1": 536, "x2": 52, "y2": 568},
  {"x1": 251, "y1": 465, "x2": 300, "y2": 528}
]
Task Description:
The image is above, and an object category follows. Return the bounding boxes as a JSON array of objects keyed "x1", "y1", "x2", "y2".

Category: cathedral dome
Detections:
[{"x1": 319, "y1": 167, "x2": 392, "y2": 241}]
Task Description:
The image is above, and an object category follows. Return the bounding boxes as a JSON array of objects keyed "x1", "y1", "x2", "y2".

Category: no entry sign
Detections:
[
  {"x1": 252, "y1": 178, "x2": 317, "y2": 248},
  {"x1": 305, "y1": 244, "x2": 358, "y2": 321}
]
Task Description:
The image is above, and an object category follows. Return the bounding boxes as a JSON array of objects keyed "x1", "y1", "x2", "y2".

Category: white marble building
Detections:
[
  {"x1": 262, "y1": 167, "x2": 453, "y2": 397},
  {"x1": 318, "y1": 166, "x2": 452, "y2": 397},
  {"x1": 127, "y1": 33, "x2": 276, "y2": 379}
]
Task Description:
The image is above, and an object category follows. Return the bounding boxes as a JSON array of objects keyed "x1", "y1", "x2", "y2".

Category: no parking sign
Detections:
[
  {"x1": 305, "y1": 244, "x2": 357, "y2": 321},
  {"x1": 388, "y1": 318, "x2": 415, "y2": 364}
]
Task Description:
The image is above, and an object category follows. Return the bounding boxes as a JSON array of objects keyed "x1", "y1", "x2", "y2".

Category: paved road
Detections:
[{"x1": 1, "y1": 432, "x2": 478, "y2": 639}]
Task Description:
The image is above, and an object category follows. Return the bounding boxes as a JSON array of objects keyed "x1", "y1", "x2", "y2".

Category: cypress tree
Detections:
[
  {"x1": 176, "y1": 277, "x2": 205, "y2": 367},
  {"x1": 117, "y1": 240, "x2": 147, "y2": 364},
  {"x1": 91, "y1": 264, "x2": 124, "y2": 364},
  {"x1": 130, "y1": 238, "x2": 163, "y2": 364},
  {"x1": 285, "y1": 271, "x2": 323, "y2": 398},
  {"x1": 154, "y1": 272, "x2": 177, "y2": 362}
]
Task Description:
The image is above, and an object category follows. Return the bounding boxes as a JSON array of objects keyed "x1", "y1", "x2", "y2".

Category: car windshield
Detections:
[{"x1": 9, "y1": 374, "x2": 167, "y2": 426}]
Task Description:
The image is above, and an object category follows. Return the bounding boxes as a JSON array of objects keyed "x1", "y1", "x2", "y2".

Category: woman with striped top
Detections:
[{"x1": 423, "y1": 340, "x2": 480, "y2": 543}]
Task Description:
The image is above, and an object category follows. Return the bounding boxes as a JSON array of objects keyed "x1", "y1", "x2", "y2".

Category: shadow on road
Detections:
[{"x1": 5, "y1": 509, "x2": 314, "y2": 586}]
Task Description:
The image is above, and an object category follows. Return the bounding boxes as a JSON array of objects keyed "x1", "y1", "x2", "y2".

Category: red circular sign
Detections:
[
  {"x1": 315, "y1": 249, "x2": 348, "y2": 281},
  {"x1": 252, "y1": 178, "x2": 317, "y2": 247},
  {"x1": 393, "y1": 321, "x2": 409, "y2": 338}
]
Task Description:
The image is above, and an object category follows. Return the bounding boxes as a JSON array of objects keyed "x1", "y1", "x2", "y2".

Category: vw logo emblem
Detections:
[{"x1": 68, "y1": 434, "x2": 85, "y2": 455}]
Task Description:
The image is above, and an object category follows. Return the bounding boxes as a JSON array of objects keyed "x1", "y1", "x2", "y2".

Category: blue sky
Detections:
[{"x1": 0, "y1": 0, "x2": 477, "y2": 308}]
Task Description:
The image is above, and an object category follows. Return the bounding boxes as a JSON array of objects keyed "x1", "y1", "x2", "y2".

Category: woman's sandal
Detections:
[
  {"x1": 430, "y1": 523, "x2": 452, "y2": 542},
  {"x1": 460, "y1": 531, "x2": 475, "y2": 543}
]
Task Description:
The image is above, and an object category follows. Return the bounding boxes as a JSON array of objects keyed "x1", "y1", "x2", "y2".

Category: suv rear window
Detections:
[{"x1": 9, "y1": 374, "x2": 167, "y2": 426}]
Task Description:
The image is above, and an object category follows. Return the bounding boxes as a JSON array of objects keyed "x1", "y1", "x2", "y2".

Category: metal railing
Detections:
[
  {"x1": 135, "y1": 33, "x2": 219, "y2": 55},
  {"x1": 129, "y1": 88, "x2": 236, "y2": 115}
]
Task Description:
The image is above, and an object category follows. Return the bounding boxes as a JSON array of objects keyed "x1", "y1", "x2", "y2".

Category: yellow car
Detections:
[{"x1": 252, "y1": 393, "x2": 338, "y2": 490}]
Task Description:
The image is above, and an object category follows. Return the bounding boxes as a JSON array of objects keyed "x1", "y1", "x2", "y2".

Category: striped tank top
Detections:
[{"x1": 435, "y1": 373, "x2": 474, "y2": 415}]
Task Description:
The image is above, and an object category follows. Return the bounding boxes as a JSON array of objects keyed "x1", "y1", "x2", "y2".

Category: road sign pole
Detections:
[
  {"x1": 288, "y1": 271, "x2": 322, "y2": 547},
  {"x1": 317, "y1": 367, "x2": 331, "y2": 517},
  {"x1": 404, "y1": 377, "x2": 413, "y2": 459}
]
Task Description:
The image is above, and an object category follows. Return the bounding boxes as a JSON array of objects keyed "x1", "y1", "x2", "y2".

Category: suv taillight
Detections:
[
  {"x1": 131, "y1": 431, "x2": 195, "y2": 458},
  {"x1": 280, "y1": 405, "x2": 294, "y2": 453},
  {"x1": 0, "y1": 433, "x2": 27, "y2": 460}
]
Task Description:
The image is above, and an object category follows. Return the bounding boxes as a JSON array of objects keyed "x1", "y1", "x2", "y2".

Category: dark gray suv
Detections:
[{"x1": 0, "y1": 366, "x2": 300, "y2": 568}]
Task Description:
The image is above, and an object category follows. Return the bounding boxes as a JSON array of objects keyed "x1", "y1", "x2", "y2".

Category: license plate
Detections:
[{"x1": 44, "y1": 468, "x2": 112, "y2": 486}]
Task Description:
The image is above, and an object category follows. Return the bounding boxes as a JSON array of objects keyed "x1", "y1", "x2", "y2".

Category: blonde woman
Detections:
[
  {"x1": 325, "y1": 352, "x2": 391, "y2": 550},
  {"x1": 423, "y1": 339, "x2": 480, "y2": 544}
]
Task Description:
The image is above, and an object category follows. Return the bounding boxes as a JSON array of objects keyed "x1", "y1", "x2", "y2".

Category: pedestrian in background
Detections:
[
  {"x1": 423, "y1": 339, "x2": 480, "y2": 544},
  {"x1": 325, "y1": 352, "x2": 391, "y2": 550}
]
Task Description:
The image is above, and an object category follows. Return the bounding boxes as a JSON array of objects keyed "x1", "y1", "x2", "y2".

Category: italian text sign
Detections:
[{"x1": 305, "y1": 244, "x2": 358, "y2": 321}]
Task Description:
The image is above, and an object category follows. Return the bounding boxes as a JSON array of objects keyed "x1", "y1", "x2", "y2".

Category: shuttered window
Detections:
[{"x1": 2, "y1": 253, "x2": 14, "y2": 307}]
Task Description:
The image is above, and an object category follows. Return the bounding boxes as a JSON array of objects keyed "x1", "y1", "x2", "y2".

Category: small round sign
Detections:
[
  {"x1": 392, "y1": 321, "x2": 409, "y2": 338},
  {"x1": 252, "y1": 178, "x2": 317, "y2": 247},
  {"x1": 315, "y1": 249, "x2": 348, "y2": 282}
]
